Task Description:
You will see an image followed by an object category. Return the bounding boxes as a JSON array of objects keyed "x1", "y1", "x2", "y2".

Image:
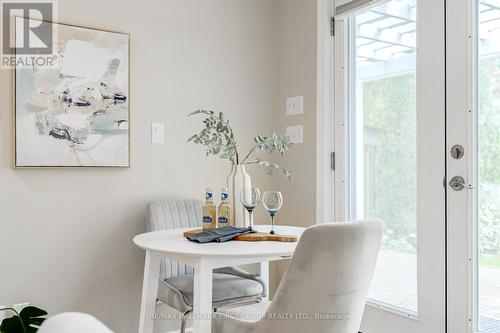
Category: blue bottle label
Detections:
[{"x1": 218, "y1": 216, "x2": 229, "y2": 224}]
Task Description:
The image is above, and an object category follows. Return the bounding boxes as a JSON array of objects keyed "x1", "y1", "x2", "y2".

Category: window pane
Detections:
[
  {"x1": 478, "y1": 1, "x2": 500, "y2": 331},
  {"x1": 349, "y1": 0, "x2": 418, "y2": 314}
]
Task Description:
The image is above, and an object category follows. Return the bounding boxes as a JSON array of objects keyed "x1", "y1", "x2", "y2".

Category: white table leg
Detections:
[
  {"x1": 193, "y1": 259, "x2": 213, "y2": 333},
  {"x1": 138, "y1": 251, "x2": 161, "y2": 333},
  {"x1": 259, "y1": 261, "x2": 270, "y2": 301}
]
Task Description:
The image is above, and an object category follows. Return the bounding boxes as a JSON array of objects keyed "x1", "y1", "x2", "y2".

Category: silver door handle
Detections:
[{"x1": 449, "y1": 176, "x2": 475, "y2": 191}]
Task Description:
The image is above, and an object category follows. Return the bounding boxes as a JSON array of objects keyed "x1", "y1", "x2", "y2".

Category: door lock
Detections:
[
  {"x1": 449, "y1": 176, "x2": 474, "y2": 191},
  {"x1": 450, "y1": 145, "x2": 465, "y2": 159}
]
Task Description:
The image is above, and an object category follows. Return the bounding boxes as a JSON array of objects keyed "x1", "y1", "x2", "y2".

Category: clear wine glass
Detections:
[
  {"x1": 262, "y1": 191, "x2": 283, "y2": 234},
  {"x1": 240, "y1": 187, "x2": 260, "y2": 230}
]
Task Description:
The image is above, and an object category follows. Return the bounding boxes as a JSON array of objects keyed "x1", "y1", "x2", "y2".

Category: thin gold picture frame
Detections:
[{"x1": 13, "y1": 17, "x2": 131, "y2": 169}]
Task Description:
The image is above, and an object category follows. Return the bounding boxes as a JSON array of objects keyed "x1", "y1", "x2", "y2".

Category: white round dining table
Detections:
[{"x1": 133, "y1": 224, "x2": 305, "y2": 333}]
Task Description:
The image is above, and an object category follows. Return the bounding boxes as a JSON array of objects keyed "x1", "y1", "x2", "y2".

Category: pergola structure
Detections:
[
  {"x1": 354, "y1": 0, "x2": 500, "y2": 80},
  {"x1": 479, "y1": 0, "x2": 500, "y2": 57}
]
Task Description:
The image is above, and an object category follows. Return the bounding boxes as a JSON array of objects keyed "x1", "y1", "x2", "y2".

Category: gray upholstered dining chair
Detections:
[
  {"x1": 212, "y1": 220, "x2": 384, "y2": 333},
  {"x1": 147, "y1": 199, "x2": 266, "y2": 333}
]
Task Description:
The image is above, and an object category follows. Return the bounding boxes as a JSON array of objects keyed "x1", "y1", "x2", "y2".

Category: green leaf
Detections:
[
  {"x1": 19, "y1": 307, "x2": 47, "y2": 321},
  {"x1": 283, "y1": 168, "x2": 295, "y2": 182},
  {"x1": 19, "y1": 307, "x2": 46, "y2": 332},
  {"x1": 253, "y1": 133, "x2": 292, "y2": 155},
  {"x1": 187, "y1": 110, "x2": 238, "y2": 164},
  {"x1": 0, "y1": 315, "x2": 24, "y2": 333},
  {"x1": 188, "y1": 110, "x2": 214, "y2": 117}
]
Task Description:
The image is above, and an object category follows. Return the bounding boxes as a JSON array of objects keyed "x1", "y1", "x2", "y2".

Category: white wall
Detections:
[
  {"x1": 0, "y1": 1, "x2": 278, "y2": 332},
  {"x1": 269, "y1": 0, "x2": 318, "y2": 297}
]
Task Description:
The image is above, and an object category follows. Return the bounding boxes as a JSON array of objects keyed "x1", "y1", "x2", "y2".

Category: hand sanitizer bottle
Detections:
[
  {"x1": 202, "y1": 188, "x2": 217, "y2": 230},
  {"x1": 218, "y1": 188, "x2": 232, "y2": 228}
]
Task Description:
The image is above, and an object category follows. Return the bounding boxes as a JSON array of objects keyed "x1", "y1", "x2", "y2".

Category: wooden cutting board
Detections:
[{"x1": 183, "y1": 229, "x2": 297, "y2": 242}]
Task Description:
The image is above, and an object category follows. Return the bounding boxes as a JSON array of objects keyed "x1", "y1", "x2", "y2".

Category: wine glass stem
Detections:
[
  {"x1": 270, "y1": 215, "x2": 275, "y2": 233},
  {"x1": 248, "y1": 210, "x2": 254, "y2": 230}
]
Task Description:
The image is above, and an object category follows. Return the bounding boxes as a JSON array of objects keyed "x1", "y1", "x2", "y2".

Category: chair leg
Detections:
[{"x1": 180, "y1": 310, "x2": 191, "y2": 333}]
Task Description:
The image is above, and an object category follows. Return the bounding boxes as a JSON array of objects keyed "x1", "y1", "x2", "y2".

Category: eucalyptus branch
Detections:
[
  {"x1": 240, "y1": 146, "x2": 257, "y2": 164},
  {"x1": 187, "y1": 110, "x2": 240, "y2": 165},
  {"x1": 241, "y1": 159, "x2": 259, "y2": 165},
  {"x1": 187, "y1": 110, "x2": 295, "y2": 181},
  {"x1": 253, "y1": 158, "x2": 295, "y2": 181}
]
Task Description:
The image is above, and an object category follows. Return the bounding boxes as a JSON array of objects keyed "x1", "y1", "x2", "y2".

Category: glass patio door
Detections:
[
  {"x1": 333, "y1": 0, "x2": 446, "y2": 332},
  {"x1": 447, "y1": 1, "x2": 500, "y2": 333}
]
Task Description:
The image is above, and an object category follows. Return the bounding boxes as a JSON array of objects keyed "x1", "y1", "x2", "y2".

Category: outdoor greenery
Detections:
[
  {"x1": 362, "y1": 73, "x2": 417, "y2": 252},
  {"x1": 187, "y1": 110, "x2": 294, "y2": 181},
  {"x1": 480, "y1": 253, "x2": 500, "y2": 269},
  {"x1": 478, "y1": 57, "x2": 500, "y2": 260},
  {"x1": 361, "y1": 56, "x2": 500, "y2": 262}
]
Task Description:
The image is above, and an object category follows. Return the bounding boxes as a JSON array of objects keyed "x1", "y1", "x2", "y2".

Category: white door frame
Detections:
[
  {"x1": 320, "y1": 0, "x2": 447, "y2": 332},
  {"x1": 319, "y1": 0, "x2": 486, "y2": 332},
  {"x1": 446, "y1": 0, "x2": 477, "y2": 332},
  {"x1": 316, "y1": 0, "x2": 335, "y2": 224}
]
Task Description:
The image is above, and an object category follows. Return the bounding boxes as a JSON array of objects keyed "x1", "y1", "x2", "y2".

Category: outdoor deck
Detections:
[{"x1": 369, "y1": 249, "x2": 500, "y2": 332}]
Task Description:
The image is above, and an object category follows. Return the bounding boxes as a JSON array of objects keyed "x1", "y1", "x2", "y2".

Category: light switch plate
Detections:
[
  {"x1": 286, "y1": 125, "x2": 303, "y2": 144},
  {"x1": 151, "y1": 122, "x2": 165, "y2": 144},
  {"x1": 286, "y1": 96, "x2": 304, "y2": 115}
]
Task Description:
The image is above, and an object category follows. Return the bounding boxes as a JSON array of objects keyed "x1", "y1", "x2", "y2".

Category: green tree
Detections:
[
  {"x1": 362, "y1": 73, "x2": 417, "y2": 252},
  {"x1": 478, "y1": 57, "x2": 500, "y2": 256},
  {"x1": 358, "y1": 57, "x2": 500, "y2": 257}
]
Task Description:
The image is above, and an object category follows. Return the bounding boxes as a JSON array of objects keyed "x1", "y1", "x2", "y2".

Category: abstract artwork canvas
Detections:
[{"x1": 15, "y1": 19, "x2": 130, "y2": 167}]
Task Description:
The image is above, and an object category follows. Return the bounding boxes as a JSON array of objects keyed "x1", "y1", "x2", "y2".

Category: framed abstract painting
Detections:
[{"x1": 14, "y1": 18, "x2": 130, "y2": 167}]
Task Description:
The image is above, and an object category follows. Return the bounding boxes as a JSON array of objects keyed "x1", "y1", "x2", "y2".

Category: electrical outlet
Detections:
[
  {"x1": 286, "y1": 96, "x2": 304, "y2": 115},
  {"x1": 286, "y1": 125, "x2": 304, "y2": 144}
]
